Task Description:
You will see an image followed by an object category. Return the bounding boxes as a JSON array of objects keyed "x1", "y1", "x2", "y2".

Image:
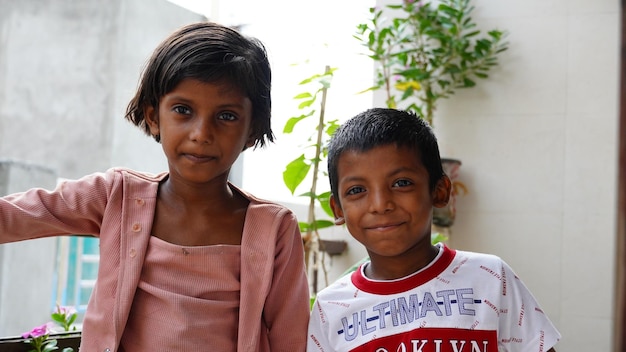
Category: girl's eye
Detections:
[
  {"x1": 393, "y1": 179, "x2": 413, "y2": 187},
  {"x1": 218, "y1": 112, "x2": 237, "y2": 121},
  {"x1": 173, "y1": 105, "x2": 191, "y2": 115},
  {"x1": 346, "y1": 186, "x2": 365, "y2": 196}
]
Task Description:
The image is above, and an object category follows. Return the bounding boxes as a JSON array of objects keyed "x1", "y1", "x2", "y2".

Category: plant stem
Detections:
[{"x1": 308, "y1": 65, "x2": 330, "y2": 294}]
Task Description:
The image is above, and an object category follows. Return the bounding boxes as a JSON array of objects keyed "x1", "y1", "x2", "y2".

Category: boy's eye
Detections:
[
  {"x1": 393, "y1": 179, "x2": 413, "y2": 187},
  {"x1": 218, "y1": 112, "x2": 237, "y2": 121},
  {"x1": 346, "y1": 186, "x2": 365, "y2": 196},
  {"x1": 172, "y1": 105, "x2": 191, "y2": 115}
]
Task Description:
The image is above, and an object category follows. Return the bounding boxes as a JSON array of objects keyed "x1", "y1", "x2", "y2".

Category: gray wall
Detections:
[
  {"x1": 0, "y1": 160, "x2": 57, "y2": 336},
  {"x1": 0, "y1": 0, "x2": 204, "y2": 336},
  {"x1": 0, "y1": 0, "x2": 206, "y2": 180}
]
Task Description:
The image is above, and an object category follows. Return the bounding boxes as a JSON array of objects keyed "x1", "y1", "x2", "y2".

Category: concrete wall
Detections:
[
  {"x1": 0, "y1": 0, "x2": 204, "y2": 336},
  {"x1": 0, "y1": 0, "x2": 206, "y2": 179},
  {"x1": 0, "y1": 160, "x2": 57, "y2": 336}
]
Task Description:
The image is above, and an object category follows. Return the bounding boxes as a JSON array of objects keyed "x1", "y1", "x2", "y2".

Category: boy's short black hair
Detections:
[
  {"x1": 328, "y1": 108, "x2": 445, "y2": 198},
  {"x1": 125, "y1": 22, "x2": 274, "y2": 148}
]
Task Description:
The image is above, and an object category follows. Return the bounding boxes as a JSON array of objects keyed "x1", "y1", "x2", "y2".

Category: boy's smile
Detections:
[{"x1": 330, "y1": 144, "x2": 444, "y2": 279}]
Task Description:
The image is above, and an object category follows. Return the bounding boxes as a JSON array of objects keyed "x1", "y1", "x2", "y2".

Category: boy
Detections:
[{"x1": 307, "y1": 108, "x2": 560, "y2": 352}]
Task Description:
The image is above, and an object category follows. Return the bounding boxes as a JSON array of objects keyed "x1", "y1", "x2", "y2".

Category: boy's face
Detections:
[{"x1": 330, "y1": 144, "x2": 450, "y2": 267}]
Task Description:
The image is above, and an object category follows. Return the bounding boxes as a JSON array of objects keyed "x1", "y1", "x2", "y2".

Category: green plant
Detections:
[
  {"x1": 21, "y1": 305, "x2": 77, "y2": 352},
  {"x1": 355, "y1": 0, "x2": 509, "y2": 127},
  {"x1": 282, "y1": 65, "x2": 342, "y2": 293},
  {"x1": 50, "y1": 305, "x2": 77, "y2": 332}
]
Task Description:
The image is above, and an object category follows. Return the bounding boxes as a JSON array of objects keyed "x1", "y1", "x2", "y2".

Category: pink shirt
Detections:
[
  {"x1": 120, "y1": 237, "x2": 241, "y2": 351},
  {"x1": 0, "y1": 167, "x2": 310, "y2": 352}
]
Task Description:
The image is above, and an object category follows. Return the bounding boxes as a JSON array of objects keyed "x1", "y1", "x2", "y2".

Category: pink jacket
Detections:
[{"x1": 0, "y1": 167, "x2": 310, "y2": 351}]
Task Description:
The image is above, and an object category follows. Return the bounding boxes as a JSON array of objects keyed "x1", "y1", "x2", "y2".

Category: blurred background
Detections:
[{"x1": 0, "y1": 1, "x2": 620, "y2": 351}]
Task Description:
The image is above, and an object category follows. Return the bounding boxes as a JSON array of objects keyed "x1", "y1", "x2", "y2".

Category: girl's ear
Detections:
[
  {"x1": 330, "y1": 195, "x2": 345, "y2": 225},
  {"x1": 144, "y1": 106, "x2": 160, "y2": 137},
  {"x1": 245, "y1": 135, "x2": 256, "y2": 149},
  {"x1": 432, "y1": 175, "x2": 452, "y2": 208}
]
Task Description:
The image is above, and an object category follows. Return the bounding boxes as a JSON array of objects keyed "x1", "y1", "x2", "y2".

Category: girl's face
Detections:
[
  {"x1": 330, "y1": 144, "x2": 449, "y2": 273},
  {"x1": 145, "y1": 78, "x2": 254, "y2": 186}
]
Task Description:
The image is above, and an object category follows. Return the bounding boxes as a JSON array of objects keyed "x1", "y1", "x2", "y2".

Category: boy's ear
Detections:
[
  {"x1": 329, "y1": 195, "x2": 345, "y2": 226},
  {"x1": 144, "y1": 106, "x2": 160, "y2": 137},
  {"x1": 432, "y1": 175, "x2": 452, "y2": 208}
]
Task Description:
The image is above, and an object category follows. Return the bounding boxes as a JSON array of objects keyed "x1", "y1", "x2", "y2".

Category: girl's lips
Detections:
[{"x1": 184, "y1": 153, "x2": 215, "y2": 162}]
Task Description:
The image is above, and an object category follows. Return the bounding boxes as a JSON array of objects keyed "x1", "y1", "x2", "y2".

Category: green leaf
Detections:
[
  {"x1": 313, "y1": 219, "x2": 335, "y2": 230},
  {"x1": 293, "y1": 92, "x2": 312, "y2": 100},
  {"x1": 42, "y1": 339, "x2": 58, "y2": 352},
  {"x1": 462, "y1": 30, "x2": 480, "y2": 38},
  {"x1": 463, "y1": 77, "x2": 476, "y2": 87},
  {"x1": 299, "y1": 220, "x2": 334, "y2": 232},
  {"x1": 298, "y1": 99, "x2": 316, "y2": 109},
  {"x1": 317, "y1": 191, "x2": 334, "y2": 217},
  {"x1": 283, "y1": 112, "x2": 314, "y2": 133},
  {"x1": 67, "y1": 313, "x2": 77, "y2": 326},
  {"x1": 283, "y1": 154, "x2": 310, "y2": 194}
]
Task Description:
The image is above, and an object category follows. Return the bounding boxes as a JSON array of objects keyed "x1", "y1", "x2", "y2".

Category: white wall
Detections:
[
  {"x1": 212, "y1": 0, "x2": 619, "y2": 351},
  {"x1": 0, "y1": 0, "x2": 619, "y2": 349},
  {"x1": 390, "y1": 0, "x2": 619, "y2": 351}
]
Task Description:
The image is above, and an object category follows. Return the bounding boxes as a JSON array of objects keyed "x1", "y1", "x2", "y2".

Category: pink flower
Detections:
[
  {"x1": 55, "y1": 305, "x2": 76, "y2": 316},
  {"x1": 21, "y1": 324, "x2": 48, "y2": 339}
]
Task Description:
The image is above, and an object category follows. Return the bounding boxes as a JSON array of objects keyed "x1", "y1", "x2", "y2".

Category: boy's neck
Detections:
[{"x1": 365, "y1": 244, "x2": 440, "y2": 281}]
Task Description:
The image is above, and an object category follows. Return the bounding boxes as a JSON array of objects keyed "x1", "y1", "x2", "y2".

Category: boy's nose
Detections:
[{"x1": 369, "y1": 189, "x2": 394, "y2": 214}]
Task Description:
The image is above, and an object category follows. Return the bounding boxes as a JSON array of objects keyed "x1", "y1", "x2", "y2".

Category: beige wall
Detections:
[
  {"x1": 0, "y1": 0, "x2": 619, "y2": 349},
  {"x1": 422, "y1": 1, "x2": 619, "y2": 351},
  {"x1": 245, "y1": 0, "x2": 620, "y2": 351}
]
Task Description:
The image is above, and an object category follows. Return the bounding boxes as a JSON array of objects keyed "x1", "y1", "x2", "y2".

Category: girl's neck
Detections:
[{"x1": 159, "y1": 174, "x2": 236, "y2": 209}]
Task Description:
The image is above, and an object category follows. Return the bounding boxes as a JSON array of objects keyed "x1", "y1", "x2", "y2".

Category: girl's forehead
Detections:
[{"x1": 169, "y1": 77, "x2": 245, "y2": 95}]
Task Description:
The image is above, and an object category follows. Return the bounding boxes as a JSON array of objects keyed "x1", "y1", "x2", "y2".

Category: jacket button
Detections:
[
  {"x1": 130, "y1": 248, "x2": 137, "y2": 258},
  {"x1": 136, "y1": 198, "x2": 145, "y2": 206},
  {"x1": 132, "y1": 223, "x2": 141, "y2": 232}
]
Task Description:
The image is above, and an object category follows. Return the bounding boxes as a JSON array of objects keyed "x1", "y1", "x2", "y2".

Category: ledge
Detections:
[{"x1": 0, "y1": 332, "x2": 81, "y2": 352}]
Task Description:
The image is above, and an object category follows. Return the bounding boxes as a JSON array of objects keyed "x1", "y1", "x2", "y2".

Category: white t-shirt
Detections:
[{"x1": 307, "y1": 244, "x2": 560, "y2": 352}]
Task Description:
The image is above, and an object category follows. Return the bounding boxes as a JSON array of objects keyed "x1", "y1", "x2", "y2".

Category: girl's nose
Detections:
[{"x1": 190, "y1": 118, "x2": 214, "y2": 144}]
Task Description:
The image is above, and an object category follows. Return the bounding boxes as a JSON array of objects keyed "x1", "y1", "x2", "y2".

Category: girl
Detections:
[{"x1": 0, "y1": 22, "x2": 310, "y2": 351}]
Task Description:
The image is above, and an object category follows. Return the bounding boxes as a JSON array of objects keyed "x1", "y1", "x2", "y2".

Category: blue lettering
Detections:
[
  {"x1": 420, "y1": 292, "x2": 443, "y2": 317},
  {"x1": 341, "y1": 313, "x2": 359, "y2": 341},
  {"x1": 372, "y1": 301, "x2": 389, "y2": 328},
  {"x1": 360, "y1": 310, "x2": 376, "y2": 335},
  {"x1": 457, "y1": 288, "x2": 476, "y2": 315},
  {"x1": 436, "y1": 289, "x2": 455, "y2": 316}
]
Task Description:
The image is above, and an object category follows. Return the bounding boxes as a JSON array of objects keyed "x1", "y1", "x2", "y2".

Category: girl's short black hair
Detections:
[
  {"x1": 327, "y1": 108, "x2": 445, "y2": 198},
  {"x1": 125, "y1": 22, "x2": 274, "y2": 148}
]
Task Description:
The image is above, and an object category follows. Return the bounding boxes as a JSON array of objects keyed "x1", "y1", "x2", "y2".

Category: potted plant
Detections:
[
  {"x1": 0, "y1": 305, "x2": 80, "y2": 352},
  {"x1": 282, "y1": 65, "x2": 347, "y2": 294},
  {"x1": 354, "y1": 0, "x2": 508, "y2": 227}
]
